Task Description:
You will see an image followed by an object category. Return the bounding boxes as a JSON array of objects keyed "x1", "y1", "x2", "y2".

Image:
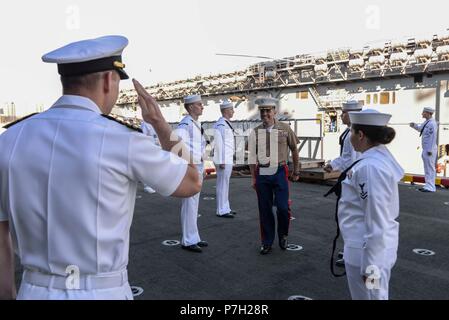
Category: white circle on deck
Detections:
[
  {"x1": 136, "y1": 195, "x2": 142, "y2": 199},
  {"x1": 413, "y1": 249, "x2": 435, "y2": 256},
  {"x1": 131, "y1": 286, "x2": 144, "y2": 297},
  {"x1": 288, "y1": 295, "x2": 312, "y2": 301},
  {"x1": 287, "y1": 244, "x2": 303, "y2": 252},
  {"x1": 198, "y1": 214, "x2": 202, "y2": 218},
  {"x1": 203, "y1": 197, "x2": 215, "y2": 201},
  {"x1": 162, "y1": 240, "x2": 180, "y2": 246},
  {"x1": 444, "y1": 202, "x2": 449, "y2": 206}
]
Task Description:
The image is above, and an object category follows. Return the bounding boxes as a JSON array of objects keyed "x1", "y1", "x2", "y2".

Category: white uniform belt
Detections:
[{"x1": 23, "y1": 269, "x2": 128, "y2": 290}]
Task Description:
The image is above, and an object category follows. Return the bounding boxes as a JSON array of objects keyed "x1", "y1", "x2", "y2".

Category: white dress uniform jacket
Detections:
[
  {"x1": 412, "y1": 119, "x2": 438, "y2": 192},
  {"x1": 213, "y1": 117, "x2": 235, "y2": 215},
  {"x1": 331, "y1": 127, "x2": 360, "y2": 172},
  {"x1": 0, "y1": 95, "x2": 188, "y2": 299},
  {"x1": 175, "y1": 115, "x2": 206, "y2": 246},
  {"x1": 338, "y1": 145, "x2": 404, "y2": 300}
]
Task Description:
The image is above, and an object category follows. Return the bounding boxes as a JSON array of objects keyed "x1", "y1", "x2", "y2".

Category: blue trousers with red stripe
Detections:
[{"x1": 255, "y1": 165, "x2": 291, "y2": 247}]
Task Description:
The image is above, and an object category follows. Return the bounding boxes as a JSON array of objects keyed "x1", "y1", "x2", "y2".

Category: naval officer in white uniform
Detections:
[
  {"x1": 410, "y1": 107, "x2": 438, "y2": 193},
  {"x1": 324, "y1": 100, "x2": 362, "y2": 173},
  {"x1": 213, "y1": 100, "x2": 236, "y2": 218},
  {"x1": 0, "y1": 36, "x2": 201, "y2": 300},
  {"x1": 338, "y1": 109, "x2": 404, "y2": 300},
  {"x1": 175, "y1": 95, "x2": 209, "y2": 253}
]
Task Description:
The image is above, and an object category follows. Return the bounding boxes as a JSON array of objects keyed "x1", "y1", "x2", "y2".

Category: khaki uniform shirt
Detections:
[{"x1": 249, "y1": 120, "x2": 298, "y2": 166}]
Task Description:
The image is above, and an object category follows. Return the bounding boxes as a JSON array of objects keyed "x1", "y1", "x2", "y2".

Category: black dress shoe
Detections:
[
  {"x1": 419, "y1": 188, "x2": 433, "y2": 193},
  {"x1": 231, "y1": 211, "x2": 237, "y2": 215},
  {"x1": 279, "y1": 236, "x2": 288, "y2": 250},
  {"x1": 335, "y1": 258, "x2": 345, "y2": 268},
  {"x1": 197, "y1": 241, "x2": 208, "y2": 247},
  {"x1": 260, "y1": 245, "x2": 272, "y2": 255},
  {"x1": 181, "y1": 245, "x2": 202, "y2": 253},
  {"x1": 338, "y1": 251, "x2": 344, "y2": 259},
  {"x1": 217, "y1": 213, "x2": 234, "y2": 218}
]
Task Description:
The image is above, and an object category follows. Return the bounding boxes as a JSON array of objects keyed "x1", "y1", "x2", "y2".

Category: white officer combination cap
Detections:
[
  {"x1": 423, "y1": 107, "x2": 435, "y2": 114},
  {"x1": 220, "y1": 99, "x2": 233, "y2": 110},
  {"x1": 349, "y1": 109, "x2": 392, "y2": 126},
  {"x1": 42, "y1": 35, "x2": 129, "y2": 80},
  {"x1": 184, "y1": 95, "x2": 202, "y2": 105},
  {"x1": 342, "y1": 100, "x2": 363, "y2": 111},
  {"x1": 255, "y1": 97, "x2": 278, "y2": 110}
]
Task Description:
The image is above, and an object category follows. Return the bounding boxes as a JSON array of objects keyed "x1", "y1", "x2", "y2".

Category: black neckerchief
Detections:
[
  {"x1": 224, "y1": 119, "x2": 235, "y2": 134},
  {"x1": 199, "y1": 124, "x2": 211, "y2": 145},
  {"x1": 420, "y1": 120, "x2": 431, "y2": 137},
  {"x1": 339, "y1": 128, "x2": 350, "y2": 156}
]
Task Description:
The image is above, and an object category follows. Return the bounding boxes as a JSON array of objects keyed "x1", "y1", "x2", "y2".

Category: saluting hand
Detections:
[{"x1": 132, "y1": 79, "x2": 165, "y2": 126}]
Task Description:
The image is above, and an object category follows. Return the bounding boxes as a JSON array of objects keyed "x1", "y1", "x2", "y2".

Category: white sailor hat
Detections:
[
  {"x1": 255, "y1": 97, "x2": 278, "y2": 110},
  {"x1": 220, "y1": 99, "x2": 233, "y2": 110},
  {"x1": 423, "y1": 107, "x2": 435, "y2": 113},
  {"x1": 42, "y1": 35, "x2": 129, "y2": 80},
  {"x1": 184, "y1": 95, "x2": 202, "y2": 105},
  {"x1": 342, "y1": 100, "x2": 363, "y2": 111},
  {"x1": 349, "y1": 109, "x2": 392, "y2": 126}
]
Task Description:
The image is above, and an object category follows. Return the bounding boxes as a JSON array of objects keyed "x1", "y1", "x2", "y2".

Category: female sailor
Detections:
[{"x1": 339, "y1": 109, "x2": 404, "y2": 300}]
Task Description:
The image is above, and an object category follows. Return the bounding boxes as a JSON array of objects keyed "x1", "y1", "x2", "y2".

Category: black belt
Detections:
[{"x1": 258, "y1": 162, "x2": 287, "y2": 168}]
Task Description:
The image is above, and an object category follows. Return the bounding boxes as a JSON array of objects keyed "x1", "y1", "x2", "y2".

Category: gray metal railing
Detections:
[{"x1": 170, "y1": 118, "x2": 324, "y2": 160}]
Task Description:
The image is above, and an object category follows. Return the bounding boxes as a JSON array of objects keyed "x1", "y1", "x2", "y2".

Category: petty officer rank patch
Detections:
[{"x1": 359, "y1": 183, "x2": 368, "y2": 200}]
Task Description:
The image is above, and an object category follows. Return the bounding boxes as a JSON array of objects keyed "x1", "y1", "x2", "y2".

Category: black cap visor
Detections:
[{"x1": 58, "y1": 55, "x2": 129, "y2": 80}]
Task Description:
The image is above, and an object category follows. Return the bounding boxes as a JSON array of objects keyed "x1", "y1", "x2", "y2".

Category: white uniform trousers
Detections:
[
  {"x1": 181, "y1": 166, "x2": 204, "y2": 246},
  {"x1": 345, "y1": 263, "x2": 391, "y2": 300},
  {"x1": 216, "y1": 164, "x2": 233, "y2": 216},
  {"x1": 422, "y1": 149, "x2": 437, "y2": 192}
]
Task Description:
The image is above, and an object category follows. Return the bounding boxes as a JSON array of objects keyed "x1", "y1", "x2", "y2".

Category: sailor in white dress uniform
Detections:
[
  {"x1": 410, "y1": 107, "x2": 438, "y2": 193},
  {"x1": 324, "y1": 100, "x2": 362, "y2": 173},
  {"x1": 338, "y1": 109, "x2": 404, "y2": 300},
  {"x1": 0, "y1": 36, "x2": 201, "y2": 300},
  {"x1": 175, "y1": 95, "x2": 209, "y2": 253},
  {"x1": 213, "y1": 100, "x2": 236, "y2": 218},
  {"x1": 324, "y1": 100, "x2": 362, "y2": 267}
]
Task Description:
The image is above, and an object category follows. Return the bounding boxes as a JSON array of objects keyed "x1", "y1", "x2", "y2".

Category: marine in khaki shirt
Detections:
[
  {"x1": 249, "y1": 120, "x2": 299, "y2": 168},
  {"x1": 248, "y1": 97, "x2": 299, "y2": 255}
]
